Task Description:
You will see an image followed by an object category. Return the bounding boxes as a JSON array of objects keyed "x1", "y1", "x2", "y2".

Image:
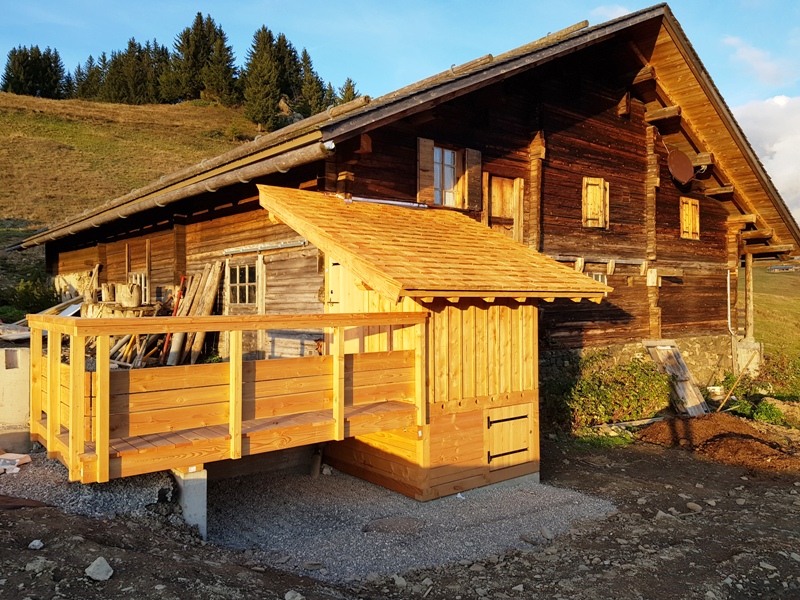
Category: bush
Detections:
[
  {"x1": 566, "y1": 352, "x2": 671, "y2": 428},
  {"x1": 0, "y1": 305, "x2": 25, "y2": 323},
  {"x1": 753, "y1": 400, "x2": 785, "y2": 426},
  {"x1": 11, "y1": 276, "x2": 59, "y2": 313}
]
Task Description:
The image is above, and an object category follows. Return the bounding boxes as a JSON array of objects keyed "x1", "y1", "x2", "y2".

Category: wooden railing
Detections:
[{"x1": 28, "y1": 312, "x2": 428, "y2": 484}]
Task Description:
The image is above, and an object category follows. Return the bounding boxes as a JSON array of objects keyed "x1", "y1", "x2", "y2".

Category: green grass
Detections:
[{"x1": 739, "y1": 267, "x2": 800, "y2": 356}]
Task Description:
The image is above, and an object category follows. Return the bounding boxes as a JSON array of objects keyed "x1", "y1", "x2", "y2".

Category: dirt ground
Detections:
[{"x1": 2, "y1": 413, "x2": 800, "y2": 600}]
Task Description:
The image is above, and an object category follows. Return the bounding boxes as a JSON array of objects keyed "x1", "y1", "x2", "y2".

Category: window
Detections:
[
  {"x1": 590, "y1": 272, "x2": 609, "y2": 297},
  {"x1": 417, "y1": 137, "x2": 482, "y2": 210},
  {"x1": 434, "y1": 146, "x2": 458, "y2": 206},
  {"x1": 229, "y1": 263, "x2": 257, "y2": 304},
  {"x1": 582, "y1": 177, "x2": 610, "y2": 228},
  {"x1": 680, "y1": 197, "x2": 700, "y2": 240}
]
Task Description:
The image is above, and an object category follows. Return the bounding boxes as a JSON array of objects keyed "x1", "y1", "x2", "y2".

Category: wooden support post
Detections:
[
  {"x1": 29, "y1": 327, "x2": 43, "y2": 439},
  {"x1": 69, "y1": 335, "x2": 86, "y2": 481},
  {"x1": 47, "y1": 332, "x2": 61, "y2": 457},
  {"x1": 332, "y1": 326, "x2": 345, "y2": 440},
  {"x1": 414, "y1": 321, "x2": 427, "y2": 427},
  {"x1": 95, "y1": 335, "x2": 110, "y2": 483},
  {"x1": 528, "y1": 131, "x2": 546, "y2": 251},
  {"x1": 228, "y1": 329, "x2": 243, "y2": 459},
  {"x1": 645, "y1": 126, "x2": 659, "y2": 261},
  {"x1": 745, "y1": 252, "x2": 755, "y2": 341}
]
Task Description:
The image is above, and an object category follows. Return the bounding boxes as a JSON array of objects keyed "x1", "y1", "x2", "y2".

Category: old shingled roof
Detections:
[
  {"x1": 257, "y1": 185, "x2": 611, "y2": 301},
  {"x1": 11, "y1": 3, "x2": 800, "y2": 254}
]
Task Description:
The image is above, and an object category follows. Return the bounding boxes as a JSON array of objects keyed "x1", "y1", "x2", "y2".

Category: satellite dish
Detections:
[{"x1": 667, "y1": 149, "x2": 695, "y2": 185}]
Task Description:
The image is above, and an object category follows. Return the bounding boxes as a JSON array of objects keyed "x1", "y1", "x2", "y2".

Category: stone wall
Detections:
[{"x1": 539, "y1": 334, "x2": 734, "y2": 390}]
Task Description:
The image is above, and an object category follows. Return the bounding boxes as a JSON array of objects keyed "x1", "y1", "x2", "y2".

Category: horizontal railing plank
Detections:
[{"x1": 28, "y1": 312, "x2": 428, "y2": 336}]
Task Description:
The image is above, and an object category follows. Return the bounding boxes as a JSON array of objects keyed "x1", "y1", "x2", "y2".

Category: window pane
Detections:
[
  {"x1": 248, "y1": 284, "x2": 256, "y2": 303},
  {"x1": 434, "y1": 147, "x2": 442, "y2": 163},
  {"x1": 444, "y1": 148, "x2": 456, "y2": 166},
  {"x1": 238, "y1": 287, "x2": 246, "y2": 303},
  {"x1": 444, "y1": 164, "x2": 455, "y2": 191},
  {"x1": 434, "y1": 189, "x2": 442, "y2": 205},
  {"x1": 443, "y1": 190, "x2": 455, "y2": 206},
  {"x1": 230, "y1": 266, "x2": 238, "y2": 284},
  {"x1": 248, "y1": 265, "x2": 256, "y2": 283}
]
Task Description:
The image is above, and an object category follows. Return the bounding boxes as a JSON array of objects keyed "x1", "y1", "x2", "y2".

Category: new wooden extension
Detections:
[{"x1": 28, "y1": 312, "x2": 427, "y2": 484}]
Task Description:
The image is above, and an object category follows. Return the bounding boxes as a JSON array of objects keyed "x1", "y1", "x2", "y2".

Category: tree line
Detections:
[{"x1": 0, "y1": 13, "x2": 361, "y2": 131}]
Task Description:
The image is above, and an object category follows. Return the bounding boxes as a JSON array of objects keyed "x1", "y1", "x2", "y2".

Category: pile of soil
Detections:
[{"x1": 638, "y1": 412, "x2": 800, "y2": 474}]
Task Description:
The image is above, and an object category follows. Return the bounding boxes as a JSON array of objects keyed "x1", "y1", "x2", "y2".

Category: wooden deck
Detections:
[{"x1": 28, "y1": 312, "x2": 427, "y2": 484}]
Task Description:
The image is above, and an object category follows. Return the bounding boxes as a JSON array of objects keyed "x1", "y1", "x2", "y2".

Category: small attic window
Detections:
[
  {"x1": 434, "y1": 146, "x2": 459, "y2": 206},
  {"x1": 582, "y1": 177, "x2": 609, "y2": 229}
]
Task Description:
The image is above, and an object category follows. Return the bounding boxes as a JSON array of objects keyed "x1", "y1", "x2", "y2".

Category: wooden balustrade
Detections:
[{"x1": 28, "y1": 312, "x2": 428, "y2": 484}]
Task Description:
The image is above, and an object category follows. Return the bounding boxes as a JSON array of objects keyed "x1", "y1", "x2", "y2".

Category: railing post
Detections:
[
  {"x1": 332, "y1": 326, "x2": 345, "y2": 440},
  {"x1": 69, "y1": 334, "x2": 86, "y2": 481},
  {"x1": 414, "y1": 320, "x2": 427, "y2": 427},
  {"x1": 95, "y1": 335, "x2": 110, "y2": 483},
  {"x1": 228, "y1": 328, "x2": 242, "y2": 459},
  {"x1": 46, "y1": 332, "x2": 61, "y2": 458},
  {"x1": 29, "y1": 326, "x2": 43, "y2": 440}
]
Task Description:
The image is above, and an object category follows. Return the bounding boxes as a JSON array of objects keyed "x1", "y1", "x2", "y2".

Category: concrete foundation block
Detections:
[{"x1": 171, "y1": 466, "x2": 207, "y2": 539}]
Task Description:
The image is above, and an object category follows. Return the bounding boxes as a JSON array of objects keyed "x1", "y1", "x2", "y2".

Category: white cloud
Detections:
[
  {"x1": 590, "y1": 5, "x2": 631, "y2": 21},
  {"x1": 723, "y1": 36, "x2": 790, "y2": 86},
  {"x1": 734, "y1": 96, "x2": 800, "y2": 221}
]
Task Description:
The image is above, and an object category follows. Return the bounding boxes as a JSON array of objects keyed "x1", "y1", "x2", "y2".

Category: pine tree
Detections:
[
  {"x1": 337, "y1": 77, "x2": 360, "y2": 105},
  {"x1": 161, "y1": 12, "x2": 222, "y2": 102},
  {"x1": 1, "y1": 45, "x2": 66, "y2": 99},
  {"x1": 243, "y1": 26, "x2": 280, "y2": 130},
  {"x1": 297, "y1": 48, "x2": 325, "y2": 117},
  {"x1": 323, "y1": 82, "x2": 337, "y2": 108},
  {"x1": 62, "y1": 71, "x2": 75, "y2": 99},
  {"x1": 201, "y1": 27, "x2": 239, "y2": 106},
  {"x1": 76, "y1": 55, "x2": 103, "y2": 99},
  {"x1": 273, "y1": 34, "x2": 301, "y2": 103}
]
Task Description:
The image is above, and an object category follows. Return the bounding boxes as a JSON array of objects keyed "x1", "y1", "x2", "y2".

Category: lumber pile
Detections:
[{"x1": 106, "y1": 261, "x2": 224, "y2": 368}]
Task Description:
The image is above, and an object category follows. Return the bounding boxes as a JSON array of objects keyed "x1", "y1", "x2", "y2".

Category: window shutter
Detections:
[
  {"x1": 680, "y1": 197, "x2": 699, "y2": 239},
  {"x1": 582, "y1": 177, "x2": 607, "y2": 228},
  {"x1": 680, "y1": 198, "x2": 691, "y2": 238},
  {"x1": 464, "y1": 148, "x2": 482, "y2": 211},
  {"x1": 417, "y1": 137, "x2": 435, "y2": 204}
]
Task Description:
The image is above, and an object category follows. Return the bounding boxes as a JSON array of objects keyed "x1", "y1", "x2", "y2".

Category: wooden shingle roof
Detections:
[{"x1": 257, "y1": 185, "x2": 611, "y2": 302}]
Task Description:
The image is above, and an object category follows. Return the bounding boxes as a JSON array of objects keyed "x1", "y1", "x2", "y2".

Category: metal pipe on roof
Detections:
[{"x1": 12, "y1": 141, "x2": 336, "y2": 250}]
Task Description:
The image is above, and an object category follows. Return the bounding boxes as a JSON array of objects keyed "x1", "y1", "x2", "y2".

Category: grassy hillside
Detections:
[
  {"x1": 740, "y1": 266, "x2": 800, "y2": 356},
  {"x1": 0, "y1": 92, "x2": 258, "y2": 295}
]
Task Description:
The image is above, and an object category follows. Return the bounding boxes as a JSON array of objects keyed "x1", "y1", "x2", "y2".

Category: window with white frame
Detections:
[{"x1": 229, "y1": 263, "x2": 257, "y2": 305}]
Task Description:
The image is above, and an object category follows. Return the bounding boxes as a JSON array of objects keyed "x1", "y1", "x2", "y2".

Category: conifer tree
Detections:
[
  {"x1": 297, "y1": 48, "x2": 325, "y2": 117},
  {"x1": 202, "y1": 28, "x2": 239, "y2": 106},
  {"x1": 243, "y1": 26, "x2": 280, "y2": 130},
  {"x1": 323, "y1": 82, "x2": 337, "y2": 108},
  {"x1": 1, "y1": 45, "x2": 66, "y2": 99},
  {"x1": 337, "y1": 77, "x2": 360, "y2": 104}
]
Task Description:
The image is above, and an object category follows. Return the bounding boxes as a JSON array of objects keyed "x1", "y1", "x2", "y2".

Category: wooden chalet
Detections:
[{"x1": 12, "y1": 4, "x2": 800, "y2": 498}]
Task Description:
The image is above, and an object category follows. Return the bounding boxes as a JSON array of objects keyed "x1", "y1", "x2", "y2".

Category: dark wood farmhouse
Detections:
[{"x1": 13, "y1": 4, "x2": 800, "y2": 498}]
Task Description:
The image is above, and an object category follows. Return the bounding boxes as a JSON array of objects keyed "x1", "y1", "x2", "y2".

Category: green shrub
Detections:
[
  {"x1": 752, "y1": 400, "x2": 785, "y2": 425},
  {"x1": 11, "y1": 276, "x2": 59, "y2": 313},
  {"x1": 566, "y1": 353, "x2": 671, "y2": 428},
  {"x1": 759, "y1": 353, "x2": 800, "y2": 400},
  {"x1": 0, "y1": 305, "x2": 26, "y2": 323}
]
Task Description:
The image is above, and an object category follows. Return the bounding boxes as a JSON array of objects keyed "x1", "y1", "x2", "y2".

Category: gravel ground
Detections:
[
  {"x1": 207, "y1": 465, "x2": 616, "y2": 583},
  {"x1": 0, "y1": 450, "x2": 174, "y2": 518}
]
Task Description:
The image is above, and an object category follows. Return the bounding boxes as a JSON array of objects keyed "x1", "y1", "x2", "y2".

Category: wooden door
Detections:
[
  {"x1": 483, "y1": 175, "x2": 524, "y2": 242},
  {"x1": 486, "y1": 403, "x2": 535, "y2": 471}
]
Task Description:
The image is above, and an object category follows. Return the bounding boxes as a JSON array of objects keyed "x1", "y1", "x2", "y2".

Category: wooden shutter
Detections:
[
  {"x1": 417, "y1": 137, "x2": 435, "y2": 205},
  {"x1": 464, "y1": 148, "x2": 482, "y2": 211},
  {"x1": 680, "y1": 197, "x2": 699, "y2": 240},
  {"x1": 582, "y1": 176, "x2": 609, "y2": 228}
]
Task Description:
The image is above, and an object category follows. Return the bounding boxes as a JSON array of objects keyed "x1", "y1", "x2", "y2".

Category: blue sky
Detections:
[{"x1": 2, "y1": 1, "x2": 799, "y2": 216}]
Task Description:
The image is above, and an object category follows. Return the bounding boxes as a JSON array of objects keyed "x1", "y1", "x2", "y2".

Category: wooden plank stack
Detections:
[{"x1": 102, "y1": 260, "x2": 224, "y2": 368}]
